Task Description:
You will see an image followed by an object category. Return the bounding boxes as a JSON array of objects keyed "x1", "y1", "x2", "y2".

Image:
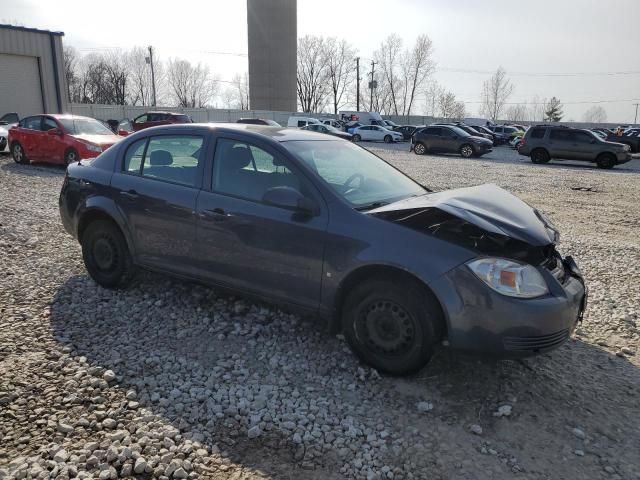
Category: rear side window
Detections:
[
  {"x1": 424, "y1": 127, "x2": 441, "y2": 135},
  {"x1": 174, "y1": 115, "x2": 191, "y2": 123},
  {"x1": 297, "y1": 120, "x2": 306, "y2": 127},
  {"x1": 43, "y1": 117, "x2": 58, "y2": 131},
  {"x1": 141, "y1": 136, "x2": 203, "y2": 186},
  {"x1": 550, "y1": 129, "x2": 572, "y2": 141},
  {"x1": 124, "y1": 139, "x2": 147, "y2": 174},
  {"x1": 530, "y1": 128, "x2": 545, "y2": 139}
]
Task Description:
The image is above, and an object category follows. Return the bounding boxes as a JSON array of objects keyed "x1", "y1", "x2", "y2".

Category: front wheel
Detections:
[
  {"x1": 460, "y1": 144, "x2": 474, "y2": 158},
  {"x1": 413, "y1": 142, "x2": 426, "y2": 155},
  {"x1": 81, "y1": 219, "x2": 136, "y2": 289},
  {"x1": 384, "y1": 135, "x2": 392, "y2": 143},
  {"x1": 65, "y1": 148, "x2": 79, "y2": 165},
  {"x1": 596, "y1": 153, "x2": 616, "y2": 169},
  {"x1": 11, "y1": 142, "x2": 28, "y2": 164},
  {"x1": 353, "y1": 134, "x2": 361, "y2": 142},
  {"x1": 342, "y1": 278, "x2": 443, "y2": 375}
]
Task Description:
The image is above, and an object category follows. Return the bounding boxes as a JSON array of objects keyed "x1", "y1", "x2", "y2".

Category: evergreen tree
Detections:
[{"x1": 544, "y1": 97, "x2": 563, "y2": 122}]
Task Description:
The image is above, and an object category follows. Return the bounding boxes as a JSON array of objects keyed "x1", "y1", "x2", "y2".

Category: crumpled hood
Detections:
[
  {"x1": 72, "y1": 134, "x2": 121, "y2": 146},
  {"x1": 369, "y1": 184, "x2": 557, "y2": 246}
]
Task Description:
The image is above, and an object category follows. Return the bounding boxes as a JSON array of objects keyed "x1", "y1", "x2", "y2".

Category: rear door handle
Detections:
[
  {"x1": 199, "y1": 208, "x2": 231, "y2": 221},
  {"x1": 120, "y1": 189, "x2": 139, "y2": 200}
]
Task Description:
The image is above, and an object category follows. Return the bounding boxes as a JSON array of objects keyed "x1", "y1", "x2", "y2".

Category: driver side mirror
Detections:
[
  {"x1": 262, "y1": 186, "x2": 319, "y2": 216},
  {"x1": 47, "y1": 128, "x2": 63, "y2": 137}
]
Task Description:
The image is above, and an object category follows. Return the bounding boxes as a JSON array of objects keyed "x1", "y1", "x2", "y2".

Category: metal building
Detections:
[
  {"x1": 0, "y1": 24, "x2": 68, "y2": 118},
  {"x1": 247, "y1": 0, "x2": 297, "y2": 112}
]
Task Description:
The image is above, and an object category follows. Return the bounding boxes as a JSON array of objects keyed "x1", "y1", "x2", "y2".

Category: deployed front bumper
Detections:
[{"x1": 430, "y1": 255, "x2": 587, "y2": 357}]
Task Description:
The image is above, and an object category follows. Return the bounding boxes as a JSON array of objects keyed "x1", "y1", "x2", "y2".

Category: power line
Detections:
[
  {"x1": 461, "y1": 98, "x2": 640, "y2": 105},
  {"x1": 439, "y1": 67, "x2": 640, "y2": 77}
]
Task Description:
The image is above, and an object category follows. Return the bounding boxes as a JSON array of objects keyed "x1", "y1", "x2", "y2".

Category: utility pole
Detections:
[
  {"x1": 355, "y1": 57, "x2": 360, "y2": 112},
  {"x1": 634, "y1": 103, "x2": 639, "y2": 125},
  {"x1": 147, "y1": 46, "x2": 157, "y2": 107},
  {"x1": 369, "y1": 60, "x2": 377, "y2": 111}
]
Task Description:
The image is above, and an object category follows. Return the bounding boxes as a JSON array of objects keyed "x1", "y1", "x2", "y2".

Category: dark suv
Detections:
[
  {"x1": 518, "y1": 125, "x2": 632, "y2": 169},
  {"x1": 411, "y1": 125, "x2": 493, "y2": 157},
  {"x1": 132, "y1": 111, "x2": 192, "y2": 132}
]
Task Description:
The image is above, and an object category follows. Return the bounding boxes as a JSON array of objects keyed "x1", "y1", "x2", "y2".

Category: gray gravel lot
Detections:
[{"x1": 1, "y1": 145, "x2": 639, "y2": 480}]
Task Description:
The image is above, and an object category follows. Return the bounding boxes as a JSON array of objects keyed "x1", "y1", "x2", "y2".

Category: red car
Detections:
[
  {"x1": 131, "y1": 111, "x2": 192, "y2": 132},
  {"x1": 9, "y1": 114, "x2": 122, "y2": 165}
]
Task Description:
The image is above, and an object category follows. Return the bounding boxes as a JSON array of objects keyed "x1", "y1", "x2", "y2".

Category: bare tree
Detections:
[
  {"x1": 297, "y1": 35, "x2": 330, "y2": 112},
  {"x1": 63, "y1": 46, "x2": 79, "y2": 102},
  {"x1": 403, "y1": 34, "x2": 435, "y2": 116},
  {"x1": 166, "y1": 58, "x2": 217, "y2": 108},
  {"x1": 232, "y1": 72, "x2": 250, "y2": 110},
  {"x1": 527, "y1": 95, "x2": 547, "y2": 122},
  {"x1": 505, "y1": 104, "x2": 528, "y2": 122},
  {"x1": 423, "y1": 81, "x2": 442, "y2": 117},
  {"x1": 480, "y1": 67, "x2": 514, "y2": 121},
  {"x1": 325, "y1": 38, "x2": 356, "y2": 114},
  {"x1": 583, "y1": 105, "x2": 607, "y2": 123},
  {"x1": 374, "y1": 34, "x2": 403, "y2": 115},
  {"x1": 127, "y1": 47, "x2": 164, "y2": 106},
  {"x1": 437, "y1": 90, "x2": 465, "y2": 119}
]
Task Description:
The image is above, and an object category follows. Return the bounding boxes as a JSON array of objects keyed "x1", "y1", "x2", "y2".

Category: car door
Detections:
[
  {"x1": 111, "y1": 133, "x2": 205, "y2": 275},
  {"x1": 21, "y1": 116, "x2": 46, "y2": 160},
  {"x1": 439, "y1": 127, "x2": 459, "y2": 152},
  {"x1": 41, "y1": 116, "x2": 66, "y2": 163},
  {"x1": 370, "y1": 126, "x2": 385, "y2": 141},
  {"x1": 548, "y1": 129, "x2": 573, "y2": 159},
  {"x1": 423, "y1": 127, "x2": 442, "y2": 151},
  {"x1": 195, "y1": 134, "x2": 328, "y2": 309},
  {"x1": 570, "y1": 131, "x2": 597, "y2": 160}
]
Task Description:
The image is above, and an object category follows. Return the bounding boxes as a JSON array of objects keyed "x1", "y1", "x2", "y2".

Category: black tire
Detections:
[
  {"x1": 460, "y1": 144, "x2": 474, "y2": 158},
  {"x1": 353, "y1": 134, "x2": 361, "y2": 142},
  {"x1": 384, "y1": 135, "x2": 392, "y2": 144},
  {"x1": 596, "y1": 153, "x2": 616, "y2": 169},
  {"x1": 342, "y1": 277, "x2": 443, "y2": 375},
  {"x1": 11, "y1": 142, "x2": 28, "y2": 164},
  {"x1": 81, "y1": 219, "x2": 136, "y2": 289},
  {"x1": 531, "y1": 148, "x2": 550, "y2": 164},
  {"x1": 64, "y1": 148, "x2": 79, "y2": 165},
  {"x1": 413, "y1": 142, "x2": 426, "y2": 155}
]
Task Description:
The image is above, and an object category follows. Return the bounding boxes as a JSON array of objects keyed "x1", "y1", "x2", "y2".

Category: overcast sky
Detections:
[{"x1": 2, "y1": 0, "x2": 640, "y2": 122}]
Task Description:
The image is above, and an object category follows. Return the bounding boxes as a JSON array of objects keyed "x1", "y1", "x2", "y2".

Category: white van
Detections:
[{"x1": 287, "y1": 116, "x2": 322, "y2": 128}]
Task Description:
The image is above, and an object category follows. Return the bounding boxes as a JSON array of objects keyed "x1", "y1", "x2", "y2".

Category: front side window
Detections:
[
  {"x1": 135, "y1": 135, "x2": 203, "y2": 186},
  {"x1": 213, "y1": 138, "x2": 305, "y2": 202},
  {"x1": 284, "y1": 140, "x2": 425, "y2": 208},
  {"x1": 574, "y1": 131, "x2": 595, "y2": 143},
  {"x1": 43, "y1": 117, "x2": 58, "y2": 131},
  {"x1": 550, "y1": 129, "x2": 572, "y2": 141},
  {"x1": 424, "y1": 127, "x2": 440, "y2": 135},
  {"x1": 134, "y1": 115, "x2": 148, "y2": 124},
  {"x1": 297, "y1": 121, "x2": 306, "y2": 127}
]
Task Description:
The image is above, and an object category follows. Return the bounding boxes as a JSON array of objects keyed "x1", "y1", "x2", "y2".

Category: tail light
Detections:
[{"x1": 519, "y1": 138, "x2": 526, "y2": 148}]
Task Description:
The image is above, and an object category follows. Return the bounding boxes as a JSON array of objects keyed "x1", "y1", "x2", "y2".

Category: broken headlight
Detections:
[{"x1": 467, "y1": 257, "x2": 549, "y2": 298}]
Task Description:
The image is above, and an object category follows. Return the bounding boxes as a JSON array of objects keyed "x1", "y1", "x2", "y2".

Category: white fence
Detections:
[{"x1": 68, "y1": 103, "x2": 629, "y2": 130}]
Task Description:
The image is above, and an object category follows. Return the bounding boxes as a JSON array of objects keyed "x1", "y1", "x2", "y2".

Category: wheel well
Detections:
[
  {"x1": 329, "y1": 265, "x2": 447, "y2": 337},
  {"x1": 531, "y1": 147, "x2": 549, "y2": 156},
  {"x1": 77, "y1": 210, "x2": 119, "y2": 243},
  {"x1": 597, "y1": 151, "x2": 615, "y2": 160}
]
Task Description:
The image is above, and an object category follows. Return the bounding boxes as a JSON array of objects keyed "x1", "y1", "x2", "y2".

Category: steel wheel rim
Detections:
[
  {"x1": 92, "y1": 236, "x2": 118, "y2": 272},
  {"x1": 355, "y1": 300, "x2": 417, "y2": 357}
]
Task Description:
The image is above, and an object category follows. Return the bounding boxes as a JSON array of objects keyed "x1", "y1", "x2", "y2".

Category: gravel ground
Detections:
[{"x1": 1, "y1": 145, "x2": 639, "y2": 480}]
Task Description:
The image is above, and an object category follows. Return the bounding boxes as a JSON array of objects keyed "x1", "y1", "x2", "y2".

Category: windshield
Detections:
[
  {"x1": 326, "y1": 125, "x2": 341, "y2": 133},
  {"x1": 59, "y1": 118, "x2": 114, "y2": 135},
  {"x1": 283, "y1": 140, "x2": 426, "y2": 208}
]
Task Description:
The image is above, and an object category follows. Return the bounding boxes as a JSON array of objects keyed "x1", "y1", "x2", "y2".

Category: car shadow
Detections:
[
  {"x1": 0, "y1": 159, "x2": 67, "y2": 178},
  {"x1": 49, "y1": 272, "x2": 640, "y2": 478}
]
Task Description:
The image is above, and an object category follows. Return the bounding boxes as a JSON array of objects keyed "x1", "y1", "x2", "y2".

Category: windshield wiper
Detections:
[{"x1": 355, "y1": 201, "x2": 390, "y2": 211}]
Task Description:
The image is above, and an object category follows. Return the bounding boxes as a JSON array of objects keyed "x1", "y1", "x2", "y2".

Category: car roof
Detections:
[
  {"x1": 134, "y1": 122, "x2": 336, "y2": 142},
  {"x1": 48, "y1": 114, "x2": 97, "y2": 121}
]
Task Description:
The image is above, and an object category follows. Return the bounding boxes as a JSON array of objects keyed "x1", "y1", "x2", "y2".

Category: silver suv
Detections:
[{"x1": 518, "y1": 125, "x2": 632, "y2": 169}]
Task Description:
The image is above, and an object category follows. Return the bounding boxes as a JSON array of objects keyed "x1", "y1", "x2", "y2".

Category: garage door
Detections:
[{"x1": 0, "y1": 53, "x2": 44, "y2": 118}]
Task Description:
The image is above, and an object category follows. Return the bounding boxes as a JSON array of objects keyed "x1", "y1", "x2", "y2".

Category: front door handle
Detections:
[
  {"x1": 120, "y1": 189, "x2": 139, "y2": 200},
  {"x1": 199, "y1": 208, "x2": 231, "y2": 221}
]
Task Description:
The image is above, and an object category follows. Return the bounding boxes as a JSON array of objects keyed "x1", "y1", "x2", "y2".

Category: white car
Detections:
[
  {"x1": 0, "y1": 125, "x2": 9, "y2": 153},
  {"x1": 0, "y1": 112, "x2": 19, "y2": 153},
  {"x1": 352, "y1": 125, "x2": 403, "y2": 143}
]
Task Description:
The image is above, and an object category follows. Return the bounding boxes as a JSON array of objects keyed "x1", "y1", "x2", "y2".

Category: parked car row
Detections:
[{"x1": 410, "y1": 124, "x2": 493, "y2": 158}]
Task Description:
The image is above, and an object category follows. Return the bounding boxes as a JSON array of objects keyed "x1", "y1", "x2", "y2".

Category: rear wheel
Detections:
[
  {"x1": 384, "y1": 135, "x2": 392, "y2": 143},
  {"x1": 81, "y1": 219, "x2": 136, "y2": 289},
  {"x1": 64, "y1": 148, "x2": 79, "y2": 165},
  {"x1": 460, "y1": 144, "x2": 474, "y2": 158},
  {"x1": 353, "y1": 134, "x2": 361, "y2": 142},
  {"x1": 531, "y1": 148, "x2": 550, "y2": 164},
  {"x1": 413, "y1": 142, "x2": 426, "y2": 155},
  {"x1": 11, "y1": 142, "x2": 28, "y2": 164},
  {"x1": 596, "y1": 153, "x2": 616, "y2": 169},
  {"x1": 342, "y1": 277, "x2": 444, "y2": 375}
]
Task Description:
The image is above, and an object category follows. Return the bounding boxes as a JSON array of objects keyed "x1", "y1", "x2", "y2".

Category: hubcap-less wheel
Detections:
[
  {"x1": 460, "y1": 145, "x2": 473, "y2": 158},
  {"x1": 66, "y1": 150, "x2": 77, "y2": 165},
  {"x1": 92, "y1": 237, "x2": 117, "y2": 271},
  {"x1": 12, "y1": 144, "x2": 23, "y2": 164},
  {"x1": 531, "y1": 149, "x2": 550, "y2": 164},
  {"x1": 353, "y1": 134, "x2": 361, "y2": 142},
  {"x1": 384, "y1": 135, "x2": 392, "y2": 143},
  {"x1": 355, "y1": 300, "x2": 416, "y2": 356},
  {"x1": 414, "y1": 143, "x2": 426, "y2": 155}
]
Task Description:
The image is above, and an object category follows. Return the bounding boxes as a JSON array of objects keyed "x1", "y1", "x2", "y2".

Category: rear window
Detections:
[
  {"x1": 174, "y1": 114, "x2": 192, "y2": 123},
  {"x1": 530, "y1": 128, "x2": 545, "y2": 139}
]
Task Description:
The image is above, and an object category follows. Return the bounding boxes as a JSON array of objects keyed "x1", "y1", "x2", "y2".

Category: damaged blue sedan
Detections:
[{"x1": 59, "y1": 124, "x2": 587, "y2": 375}]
